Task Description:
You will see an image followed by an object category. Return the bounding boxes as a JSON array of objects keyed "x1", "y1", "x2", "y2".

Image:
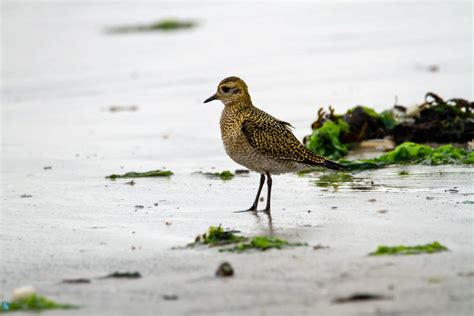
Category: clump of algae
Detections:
[
  {"x1": 188, "y1": 226, "x2": 306, "y2": 253},
  {"x1": 305, "y1": 105, "x2": 396, "y2": 160},
  {"x1": 306, "y1": 119, "x2": 350, "y2": 160},
  {"x1": 192, "y1": 225, "x2": 246, "y2": 246},
  {"x1": 304, "y1": 93, "x2": 473, "y2": 167},
  {"x1": 222, "y1": 237, "x2": 306, "y2": 253},
  {"x1": 369, "y1": 241, "x2": 448, "y2": 256},
  {"x1": 1, "y1": 294, "x2": 77, "y2": 313},
  {"x1": 341, "y1": 142, "x2": 474, "y2": 171},
  {"x1": 200, "y1": 170, "x2": 235, "y2": 180},
  {"x1": 106, "y1": 169, "x2": 173, "y2": 179}
]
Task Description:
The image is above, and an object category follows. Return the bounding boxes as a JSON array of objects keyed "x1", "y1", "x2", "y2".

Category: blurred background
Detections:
[{"x1": 2, "y1": 1, "x2": 472, "y2": 170}]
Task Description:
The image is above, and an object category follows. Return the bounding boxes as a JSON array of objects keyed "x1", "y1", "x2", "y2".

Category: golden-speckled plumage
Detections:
[
  {"x1": 210, "y1": 77, "x2": 342, "y2": 175},
  {"x1": 204, "y1": 76, "x2": 344, "y2": 213}
]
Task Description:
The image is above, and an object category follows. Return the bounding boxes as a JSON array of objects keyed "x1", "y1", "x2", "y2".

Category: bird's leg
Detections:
[
  {"x1": 235, "y1": 173, "x2": 265, "y2": 213},
  {"x1": 263, "y1": 172, "x2": 272, "y2": 213}
]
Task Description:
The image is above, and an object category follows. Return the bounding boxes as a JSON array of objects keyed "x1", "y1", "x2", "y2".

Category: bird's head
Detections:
[{"x1": 203, "y1": 76, "x2": 251, "y2": 106}]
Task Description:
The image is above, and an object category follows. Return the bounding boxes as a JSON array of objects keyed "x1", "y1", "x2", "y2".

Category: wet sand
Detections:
[{"x1": 1, "y1": 1, "x2": 473, "y2": 315}]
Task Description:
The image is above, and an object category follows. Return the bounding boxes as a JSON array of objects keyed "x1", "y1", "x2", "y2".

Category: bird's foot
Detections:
[
  {"x1": 234, "y1": 206, "x2": 257, "y2": 213},
  {"x1": 234, "y1": 207, "x2": 271, "y2": 214}
]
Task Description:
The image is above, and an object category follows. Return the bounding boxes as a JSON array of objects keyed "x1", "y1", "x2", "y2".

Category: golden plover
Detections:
[{"x1": 204, "y1": 76, "x2": 344, "y2": 213}]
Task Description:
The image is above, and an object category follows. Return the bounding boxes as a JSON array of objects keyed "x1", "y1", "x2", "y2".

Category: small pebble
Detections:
[
  {"x1": 162, "y1": 294, "x2": 178, "y2": 301},
  {"x1": 235, "y1": 169, "x2": 250, "y2": 175},
  {"x1": 313, "y1": 244, "x2": 329, "y2": 250},
  {"x1": 445, "y1": 189, "x2": 459, "y2": 193},
  {"x1": 216, "y1": 262, "x2": 234, "y2": 277}
]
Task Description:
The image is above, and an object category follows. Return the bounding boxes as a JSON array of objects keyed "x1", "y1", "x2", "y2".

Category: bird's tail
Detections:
[
  {"x1": 303, "y1": 149, "x2": 347, "y2": 171},
  {"x1": 321, "y1": 159, "x2": 347, "y2": 171}
]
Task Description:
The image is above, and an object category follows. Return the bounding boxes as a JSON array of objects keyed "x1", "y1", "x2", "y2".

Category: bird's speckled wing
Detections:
[{"x1": 240, "y1": 109, "x2": 326, "y2": 166}]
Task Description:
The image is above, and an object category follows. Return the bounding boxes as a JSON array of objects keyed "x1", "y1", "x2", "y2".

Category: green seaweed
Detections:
[
  {"x1": 201, "y1": 170, "x2": 235, "y2": 180},
  {"x1": 192, "y1": 226, "x2": 247, "y2": 246},
  {"x1": 221, "y1": 237, "x2": 306, "y2": 253},
  {"x1": 305, "y1": 94, "x2": 473, "y2": 162},
  {"x1": 341, "y1": 142, "x2": 473, "y2": 171},
  {"x1": 1, "y1": 294, "x2": 77, "y2": 313},
  {"x1": 398, "y1": 170, "x2": 410, "y2": 175},
  {"x1": 369, "y1": 241, "x2": 448, "y2": 256},
  {"x1": 188, "y1": 226, "x2": 305, "y2": 253},
  {"x1": 306, "y1": 119, "x2": 349, "y2": 160},
  {"x1": 379, "y1": 110, "x2": 398, "y2": 130},
  {"x1": 297, "y1": 169, "x2": 313, "y2": 176},
  {"x1": 108, "y1": 19, "x2": 195, "y2": 34},
  {"x1": 351, "y1": 106, "x2": 378, "y2": 119},
  {"x1": 305, "y1": 106, "x2": 397, "y2": 160},
  {"x1": 462, "y1": 201, "x2": 474, "y2": 205},
  {"x1": 106, "y1": 169, "x2": 173, "y2": 179},
  {"x1": 314, "y1": 173, "x2": 354, "y2": 189}
]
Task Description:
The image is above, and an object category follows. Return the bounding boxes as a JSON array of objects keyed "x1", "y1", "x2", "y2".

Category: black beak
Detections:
[{"x1": 203, "y1": 94, "x2": 218, "y2": 103}]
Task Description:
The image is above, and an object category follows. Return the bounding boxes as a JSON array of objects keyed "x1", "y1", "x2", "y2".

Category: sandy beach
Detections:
[{"x1": 1, "y1": 1, "x2": 473, "y2": 315}]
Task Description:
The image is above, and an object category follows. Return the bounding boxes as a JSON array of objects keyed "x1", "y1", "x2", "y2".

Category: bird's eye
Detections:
[{"x1": 221, "y1": 86, "x2": 230, "y2": 93}]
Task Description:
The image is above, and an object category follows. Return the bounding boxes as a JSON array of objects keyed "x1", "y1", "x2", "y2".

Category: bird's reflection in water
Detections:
[{"x1": 251, "y1": 210, "x2": 274, "y2": 236}]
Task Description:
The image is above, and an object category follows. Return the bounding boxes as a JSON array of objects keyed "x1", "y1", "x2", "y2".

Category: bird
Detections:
[{"x1": 204, "y1": 76, "x2": 345, "y2": 213}]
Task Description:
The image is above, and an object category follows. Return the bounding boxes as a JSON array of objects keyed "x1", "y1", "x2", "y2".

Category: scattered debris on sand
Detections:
[
  {"x1": 234, "y1": 169, "x2": 250, "y2": 175},
  {"x1": 106, "y1": 169, "x2": 173, "y2": 179},
  {"x1": 313, "y1": 244, "x2": 330, "y2": 250},
  {"x1": 108, "y1": 105, "x2": 138, "y2": 112},
  {"x1": 369, "y1": 241, "x2": 448, "y2": 256},
  {"x1": 107, "y1": 19, "x2": 195, "y2": 34},
  {"x1": 333, "y1": 292, "x2": 389, "y2": 303},
  {"x1": 100, "y1": 271, "x2": 142, "y2": 279},
  {"x1": 62, "y1": 278, "x2": 91, "y2": 284}
]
